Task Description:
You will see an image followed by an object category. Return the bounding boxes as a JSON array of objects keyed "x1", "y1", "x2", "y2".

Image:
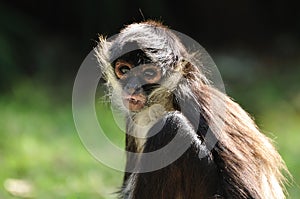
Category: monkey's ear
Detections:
[
  {"x1": 178, "y1": 59, "x2": 198, "y2": 78},
  {"x1": 176, "y1": 59, "x2": 209, "y2": 85}
]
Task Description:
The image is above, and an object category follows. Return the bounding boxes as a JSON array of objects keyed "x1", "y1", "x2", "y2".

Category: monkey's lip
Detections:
[{"x1": 122, "y1": 94, "x2": 146, "y2": 111}]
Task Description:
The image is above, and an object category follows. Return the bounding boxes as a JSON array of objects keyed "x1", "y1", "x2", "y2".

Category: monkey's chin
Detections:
[{"x1": 123, "y1": 94, "x2": 147, "y2": 112}]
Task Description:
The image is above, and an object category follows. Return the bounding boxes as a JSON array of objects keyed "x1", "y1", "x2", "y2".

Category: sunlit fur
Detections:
[{"x1": 95, "y1": 20, "x2": 289, "y2": 199}]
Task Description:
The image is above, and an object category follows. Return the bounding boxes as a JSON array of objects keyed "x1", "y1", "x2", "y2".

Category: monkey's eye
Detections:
[
  {"x1": 142, "y1": 66, "x2": 161, "y2": 83},
  {"x1": 119, "y1": 65, "x2": 131, "y2": 74},
  {"x1": 115, "y1": 60, "x2": 133, "y2": 79},
  {"x1": 143, "y1": 69, "x2": 157, "y2": 78}
]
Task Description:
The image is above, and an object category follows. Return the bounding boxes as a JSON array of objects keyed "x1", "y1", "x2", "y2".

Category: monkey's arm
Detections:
[{"x1": 128, "y1": 111, "x2": 222, "y2": 199}]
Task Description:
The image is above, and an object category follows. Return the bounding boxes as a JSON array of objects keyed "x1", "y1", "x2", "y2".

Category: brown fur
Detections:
[{"x1": 196, "y1": 84, "x2": 288, "y2": 198}]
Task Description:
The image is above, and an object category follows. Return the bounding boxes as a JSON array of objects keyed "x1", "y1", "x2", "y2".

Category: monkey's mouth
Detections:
[{"x1": 122, "y1": 94, "x2": 147, "y2": 111}]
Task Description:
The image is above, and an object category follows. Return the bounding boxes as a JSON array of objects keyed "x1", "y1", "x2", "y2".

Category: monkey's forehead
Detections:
[{"x1": 107, "y1": 22, "x2": 188, "y2": 66}]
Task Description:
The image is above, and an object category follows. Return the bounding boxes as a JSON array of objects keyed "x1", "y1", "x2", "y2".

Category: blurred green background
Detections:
[{"x1": 0, "y1": 0, "x2": 299, "y2": 198}]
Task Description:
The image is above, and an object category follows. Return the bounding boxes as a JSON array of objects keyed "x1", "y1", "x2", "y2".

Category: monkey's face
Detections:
[{"x1": 113, "y1": 51, "x2": 162, "y2": 112}]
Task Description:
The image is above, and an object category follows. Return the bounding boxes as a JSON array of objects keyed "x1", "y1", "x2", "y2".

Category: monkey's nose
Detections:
[
  {"x1": 124, "y1": 78, "x2": 143, "y2": 94},
  {"x1": 124, "y1": 85, "x2": 143, "y2": 95}
]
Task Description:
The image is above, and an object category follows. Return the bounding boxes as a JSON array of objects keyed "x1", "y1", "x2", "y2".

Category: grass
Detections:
[
  {"x1": 0, "y1": 82, "x2": 123, "y2": 198},
  {"x1": 0, "y1": 79, "x2": 299, "y2": 198}
]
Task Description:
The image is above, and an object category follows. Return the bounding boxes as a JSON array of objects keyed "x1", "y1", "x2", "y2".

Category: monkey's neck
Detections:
[{"x1": 128, "y1": 103, "x2": 174, "y2": 152}]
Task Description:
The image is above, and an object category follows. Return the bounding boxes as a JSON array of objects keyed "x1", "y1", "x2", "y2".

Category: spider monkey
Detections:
[{"x1": 96, "y1": 21, "x2": 288, "y2": 199}]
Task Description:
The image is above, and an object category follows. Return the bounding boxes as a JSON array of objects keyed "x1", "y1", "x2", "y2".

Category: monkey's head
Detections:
[
  {"x1": 96, "y1": 21, "x2": 207, "y2": 113},
  {"x1": 112, "y1": 49, "x2": 163, "y2": 111}
]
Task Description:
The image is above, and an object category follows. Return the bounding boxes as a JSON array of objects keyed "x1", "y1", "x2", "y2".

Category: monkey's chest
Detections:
[{"x1": 129, "y1": 105, "x2": 168, "y2": 152}]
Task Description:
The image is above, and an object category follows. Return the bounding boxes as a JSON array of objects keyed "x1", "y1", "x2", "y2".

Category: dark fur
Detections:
[{"x1": 96, "y1": 20, "x2": 288, "y2": 199}]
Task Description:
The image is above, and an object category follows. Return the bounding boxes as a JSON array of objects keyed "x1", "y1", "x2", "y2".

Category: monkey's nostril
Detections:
[
  {"x1": 124, "y1": 88, "x2": 141, "y2": 95},
  {"x1": 124, "y1": 85, "x2": 143, "y2": 95},
  {"x1": 125, "y1": 88, "x2": 135, "y2": 95}
]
